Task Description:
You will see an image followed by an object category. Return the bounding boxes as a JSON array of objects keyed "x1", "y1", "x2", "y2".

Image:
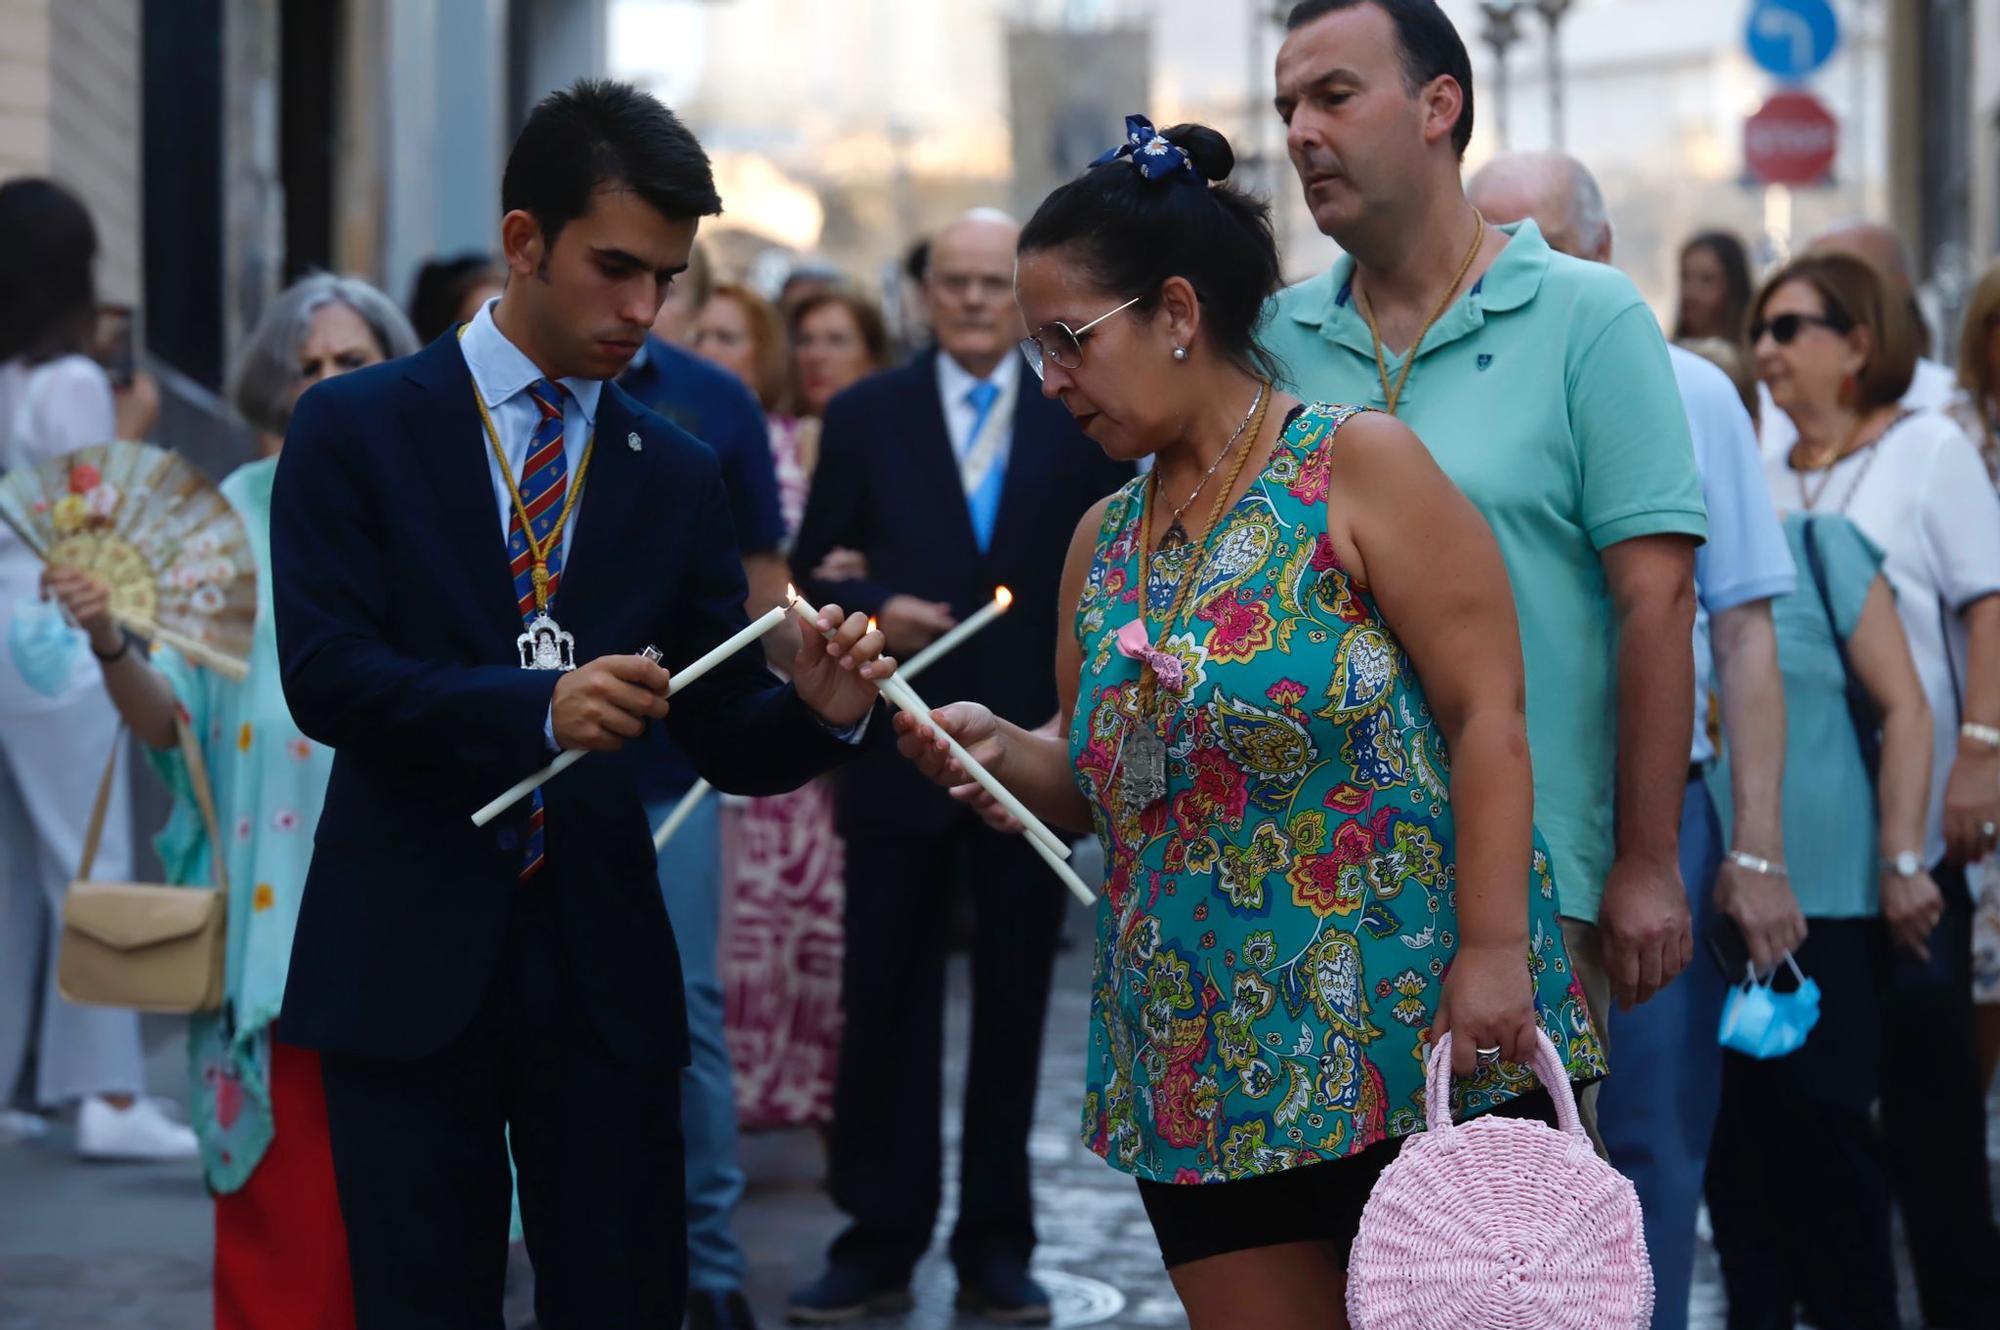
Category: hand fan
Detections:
[{"x1": 0, "y1": 441, "x2": 254, "y2": 679}]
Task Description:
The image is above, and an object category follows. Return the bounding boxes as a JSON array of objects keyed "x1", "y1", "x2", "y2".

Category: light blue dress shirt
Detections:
[{"x1": 1674, "y1": 344, "x2": 1797, "y2": 766}]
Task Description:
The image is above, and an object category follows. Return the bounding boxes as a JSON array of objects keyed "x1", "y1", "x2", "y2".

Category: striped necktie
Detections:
[{"x1": 511, "y1": 379, "x2": 569, "y2": 880}]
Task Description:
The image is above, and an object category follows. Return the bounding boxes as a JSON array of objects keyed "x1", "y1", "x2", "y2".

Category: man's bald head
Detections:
[
  {"x1": 926, "y1": 208, "x2": 1024, "y2": 375},
  {"x1": 1465, "y1": 150, "x2": 1612, "y2": 263},
  {"x1": 933, "y1": 208, "x2": 1020, "y2": 260},
  {"x1": 1809, "y1": 221, "x2": 1914, "y2": 292}
]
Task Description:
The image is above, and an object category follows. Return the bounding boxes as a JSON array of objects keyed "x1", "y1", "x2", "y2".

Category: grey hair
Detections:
[{"x1": 228, "y1": 273, "x2": 419, "y2": 435}]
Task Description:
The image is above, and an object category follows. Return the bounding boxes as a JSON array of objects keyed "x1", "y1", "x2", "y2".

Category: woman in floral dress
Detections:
[
  {"x1": 892, "y1": 119, "x2": 1602, "y2": 1327},
  {"x1": 48, "y1": 274, "x2": 416, "y2": 1329}
]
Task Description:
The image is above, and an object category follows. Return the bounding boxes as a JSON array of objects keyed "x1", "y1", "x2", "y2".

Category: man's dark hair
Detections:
[
  {"x1": 1286, "y1": 0, "x2": 1475, "y2": 160},
  {"x1": 0, "y1": 178, "x2": 98, "y2": 365},
  {"x1": 502, "y1": 79, "x2": 722, "y2": 252}
]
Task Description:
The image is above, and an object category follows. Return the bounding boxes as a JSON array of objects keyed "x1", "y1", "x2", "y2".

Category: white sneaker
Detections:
[
  {"x1": 75, "y1": 1096, "x2": 199, "y2": 1162},
  {"x1": 0, "y1": 1108, "x2": 48, "y2": 1143}
]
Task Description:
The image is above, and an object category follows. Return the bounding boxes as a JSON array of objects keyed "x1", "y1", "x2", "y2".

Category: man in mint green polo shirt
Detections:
[{"x1": 1265, "y1": 0, "x2": 1708, "y2": 1038}]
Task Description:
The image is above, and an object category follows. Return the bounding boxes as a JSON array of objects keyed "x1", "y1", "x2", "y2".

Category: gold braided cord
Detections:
[
  {"x1": 1357, "y1": 209, "x2": 1486, "y2": 417},
  {"x1": 1135, "y1": 381, "x2": 1273, "y2": 720}
]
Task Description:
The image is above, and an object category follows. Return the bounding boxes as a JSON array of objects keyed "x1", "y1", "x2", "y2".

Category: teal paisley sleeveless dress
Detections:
[{"x1": 1068, "y1": 403, "x2": 1606, "y2": 1185}]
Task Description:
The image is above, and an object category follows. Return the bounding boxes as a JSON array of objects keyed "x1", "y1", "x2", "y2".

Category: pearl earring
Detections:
[{"x1": 1172, "y1": 346, "x2": 1189, "y2": 362}]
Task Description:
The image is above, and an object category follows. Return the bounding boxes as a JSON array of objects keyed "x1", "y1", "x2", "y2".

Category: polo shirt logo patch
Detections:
[{"x1": 1477, "y1": 353, "x2": 1494, "y2": 371}]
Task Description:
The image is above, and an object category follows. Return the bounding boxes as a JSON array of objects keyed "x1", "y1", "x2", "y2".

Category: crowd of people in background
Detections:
[{"x1": 6, "y1": 2, "x2": 2000, "y2": 1325}]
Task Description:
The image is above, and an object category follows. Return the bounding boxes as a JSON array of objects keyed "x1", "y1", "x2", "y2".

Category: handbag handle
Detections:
[
  {"x1": 75, "y1": 716, "x2": 230, "y2": 895},
  {"x1": 1425, "y1": 1029, "x2": 1583, "y2": 1140}
]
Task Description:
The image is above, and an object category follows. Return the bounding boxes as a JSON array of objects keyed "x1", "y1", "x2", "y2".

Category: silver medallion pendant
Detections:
[
  {"x1": 1118, "y1": 719, "x2": 1169, "y2": 817},
  {"x1": 517, "y1": 610, "x2": 578, "y2": 671}
]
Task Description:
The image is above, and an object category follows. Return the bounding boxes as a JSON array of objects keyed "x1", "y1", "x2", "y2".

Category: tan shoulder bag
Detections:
[{"x1": 57, "y1": 722, "x2": 228, "y2": 1014}]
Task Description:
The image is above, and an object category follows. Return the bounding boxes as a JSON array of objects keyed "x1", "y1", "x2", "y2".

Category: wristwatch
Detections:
[{"x1": 1882, "y1": 851, "x2": 1924, "y2": 878}]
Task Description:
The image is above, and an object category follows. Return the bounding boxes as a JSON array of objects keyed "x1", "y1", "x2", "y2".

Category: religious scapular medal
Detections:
[
  {"x1": 518, "y1": 610, "x2": 577, "y2": 671},
  {"x1": 1112, "y1": 619, "x2": 1184, "y2": 818},
  {"x1": 1118, "y1": 720, "x2": 1169, "y2": 816}
]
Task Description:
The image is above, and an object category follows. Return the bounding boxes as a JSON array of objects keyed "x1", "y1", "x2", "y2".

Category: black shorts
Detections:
[{"x1": 1135, "y1": 1089, "x2": 1559, "y2": 1268}]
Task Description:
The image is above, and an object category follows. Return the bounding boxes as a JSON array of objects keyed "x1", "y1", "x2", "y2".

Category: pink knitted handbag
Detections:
[{"x1": 1346, "y1": 1030, "x2": 1653, "y2": 1329}]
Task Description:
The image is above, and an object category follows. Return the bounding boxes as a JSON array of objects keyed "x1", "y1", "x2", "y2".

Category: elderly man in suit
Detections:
[
  {"x1": 272, "y1": 79, "x2": 889, "y2": 1329},
  {"x1": 787, "y1": 210, "x2": 1132, "y2": 1325}
]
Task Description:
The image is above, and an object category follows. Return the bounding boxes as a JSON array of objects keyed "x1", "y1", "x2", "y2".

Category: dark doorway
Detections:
[
  {"x1": 281, "y1": 0, "x2": 344, "y2": 282},
  {"x1": 141, "y1": 0, "x2": 225, "y2": 390}
]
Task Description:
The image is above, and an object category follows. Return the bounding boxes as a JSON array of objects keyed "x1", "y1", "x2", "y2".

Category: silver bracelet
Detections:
[
  {"x1": 1961, "y1": 721, "x2": 2000, "y2": 749},
  {"x1": 1725, "y1": 849, "x2": 1787, "y2": 877}
]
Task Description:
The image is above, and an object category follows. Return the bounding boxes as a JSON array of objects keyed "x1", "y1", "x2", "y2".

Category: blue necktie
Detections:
[{"x1": 962, "y1": 380, "x2": 1004, "y2": 552}]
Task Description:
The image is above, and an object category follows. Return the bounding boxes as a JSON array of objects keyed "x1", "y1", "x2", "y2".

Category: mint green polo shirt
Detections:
[{"x1": 1261, "y1": 219, "x2": 1707, "y2": 924}]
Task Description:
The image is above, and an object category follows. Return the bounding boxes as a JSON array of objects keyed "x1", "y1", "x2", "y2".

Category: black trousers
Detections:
[
  {"x1": 1705, "y1": 916, "x2": 1898, "y2": 1330},
  {"x1": 827, "y1": 823, "x2": 1066, "y2": 1282},
  {"x1": 319, "y1": 883, "x2": 687, "y2": 1330},
  {"x1": 1881, "y1": 863, "x2": 2000, "y2": 1330}
]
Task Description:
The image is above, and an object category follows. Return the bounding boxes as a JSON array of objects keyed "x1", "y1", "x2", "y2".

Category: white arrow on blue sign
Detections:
[{"x1": 1745, "y1": 0, "x2": 1841, "y2": 81}]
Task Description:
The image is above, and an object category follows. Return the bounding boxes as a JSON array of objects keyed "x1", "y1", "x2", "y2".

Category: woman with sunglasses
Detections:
[
  {"x1": 890, "y1": 116, "x2": 1603, "y2": 1328},
  {"x1": 1756, "y1": 250, "x2": 2000, "y2": 1326}
]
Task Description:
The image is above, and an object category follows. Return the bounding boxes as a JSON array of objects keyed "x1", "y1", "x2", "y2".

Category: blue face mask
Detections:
[
  {"x1": 1718, "y1": 954, "x2": 1821, "y2": 1060},
  {"x1": 8, "y1": 598, "x2": 85, "y2": 699}
]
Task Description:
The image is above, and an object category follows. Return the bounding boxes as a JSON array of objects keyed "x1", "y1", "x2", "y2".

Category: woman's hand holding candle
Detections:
[{"x1": 889, "y1": 702, "x2": 1097, "y2": 905}]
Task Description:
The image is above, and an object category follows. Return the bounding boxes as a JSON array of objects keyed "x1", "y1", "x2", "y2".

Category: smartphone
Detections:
[
  {"x1": 1704, "y1": 911, "x2": 1752, "y2": 982},
  {"x1": 94, "y1": 305, "x2": 135, "y2": 390}
]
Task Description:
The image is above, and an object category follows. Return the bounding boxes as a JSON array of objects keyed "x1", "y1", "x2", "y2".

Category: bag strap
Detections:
[
  {"x1": 74, "y1": 738, "x2": 122, "y2": 883},
  {"x1": 75, "y1": 718, "x2": 229, "y2": 893},
  {"x1": 1424, "y1": 1029, "x2": 1584, "y2": 1140},
  {"x1": 1800, "y1": 516, "x2": 1882, "y2": 785}
]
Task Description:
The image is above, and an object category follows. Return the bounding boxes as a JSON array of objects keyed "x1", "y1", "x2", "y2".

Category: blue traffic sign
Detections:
[{"x1": 1745, "y1": 0, "x2": 1841, "y2": 81}]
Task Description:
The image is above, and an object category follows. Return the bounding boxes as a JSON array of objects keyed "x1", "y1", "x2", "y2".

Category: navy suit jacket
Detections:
[
  {"x1": 271, "y1": 333, "x2": 861, "y2": 1067},
  {"x1": 791, "y1": 350, "x2": 1132, "y2": 838}
]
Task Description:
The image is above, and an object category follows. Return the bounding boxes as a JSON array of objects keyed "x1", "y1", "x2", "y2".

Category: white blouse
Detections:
[{"x1": 1766, "y1": 409, "x2": 2000, "y2": 868}]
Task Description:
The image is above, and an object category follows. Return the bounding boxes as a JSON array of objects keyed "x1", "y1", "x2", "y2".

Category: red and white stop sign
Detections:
[{"x1": 1744, "y1": 90, "x2": 1839, "y2": 186}]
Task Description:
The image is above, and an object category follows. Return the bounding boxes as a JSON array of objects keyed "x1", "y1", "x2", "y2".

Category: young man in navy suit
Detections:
[
  {"x1": 270, "y1": 80, "x2": 890, "y2": 1328},
  {"x1": 788, "y1": 211, "x2": 1133, "y2": 1324}
]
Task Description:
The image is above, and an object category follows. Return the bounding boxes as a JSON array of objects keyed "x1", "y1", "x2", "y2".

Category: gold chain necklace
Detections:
[
  {"x1": 1136, "y1": 382, "x2": 1273, "y2": 718},
  {"x1": 1160, "y1": 382, "x2": 1266, "y2": 547},
  {"x1": 1795, "y1": 410, "x2": 1908, "y2": 512},
  {"x1": 1356, "y1": 209, "x2": 1486, "y2": 417}
]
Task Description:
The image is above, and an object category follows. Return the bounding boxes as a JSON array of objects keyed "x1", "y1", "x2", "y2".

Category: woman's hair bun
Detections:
[{"x1": 1163, "y1": 123, "x2": 1234, "y2": 184}]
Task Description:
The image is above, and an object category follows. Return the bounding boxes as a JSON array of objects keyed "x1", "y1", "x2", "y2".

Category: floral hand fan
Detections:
[{"x1": 0, "y1": 442, "x2": 254, "y2": 679}]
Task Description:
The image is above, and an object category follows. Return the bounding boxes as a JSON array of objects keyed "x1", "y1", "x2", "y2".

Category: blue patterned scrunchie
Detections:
[{"x1": 1090, "y1": 114, "x2": 1200, "y2": 184}]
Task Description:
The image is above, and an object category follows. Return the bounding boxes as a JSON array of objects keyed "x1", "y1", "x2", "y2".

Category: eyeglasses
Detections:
[
  {"x1": 1018, "y1": 296, "x2": 1143, "y2": 380},
  {"x1": 1749, "y1": 311, "x2": 1848, "y2": 346}
]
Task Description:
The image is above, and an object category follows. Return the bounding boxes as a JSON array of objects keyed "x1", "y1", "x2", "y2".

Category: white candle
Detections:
[
  {"x1": 652, "y1": 778, "x2": 711, "y2": 850},
  {"x1": 880, "y1": 670, "x2": 1070, "y2": 862},
  {"x1": 471, "y1": 608, "x2": 789, "y2": 828},
  {"x1": 900, "y1": 586, "x2": 1013, "y2": 682},
  {"x1": 784, "y1": 590, "x2": 1093, "y2": 906}
]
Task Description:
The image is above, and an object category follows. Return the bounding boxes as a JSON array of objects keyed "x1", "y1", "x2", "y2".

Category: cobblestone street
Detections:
[{"x1": 2, "y1": 864, "x2": 1993, "y2": 1328}]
